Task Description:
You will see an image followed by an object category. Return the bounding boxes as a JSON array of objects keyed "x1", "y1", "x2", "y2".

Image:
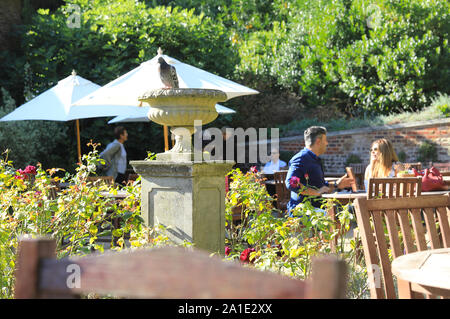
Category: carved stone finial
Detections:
[
  {"x1": 157, "y1": 47, "x2": 163, "y2": 56},
  {"x1": 71, "y1": 69, "x2": 77, "y2": 76}
]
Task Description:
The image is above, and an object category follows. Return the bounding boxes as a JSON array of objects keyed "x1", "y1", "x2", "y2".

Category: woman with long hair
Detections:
[{"x1": 364, "y1": 138, "x2": 399, "y2": 190}]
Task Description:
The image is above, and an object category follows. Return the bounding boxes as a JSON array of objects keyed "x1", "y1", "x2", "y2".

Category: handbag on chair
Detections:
[{"x1": 412, "y1": 167, "x2": 447, "y2": 191}]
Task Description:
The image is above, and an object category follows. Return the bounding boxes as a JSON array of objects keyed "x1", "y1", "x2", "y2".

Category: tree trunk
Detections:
[{"x1": 0, "y1": 0, "x2": 22, "y2": 51}]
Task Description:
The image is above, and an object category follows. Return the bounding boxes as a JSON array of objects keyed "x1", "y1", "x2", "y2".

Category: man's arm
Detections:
[
  {"x1": 285, "y1": 160, "x2": 324, "y2": 196},
  {"x1": 327, "y1": 174, "x2": 355, "y2": 192}
]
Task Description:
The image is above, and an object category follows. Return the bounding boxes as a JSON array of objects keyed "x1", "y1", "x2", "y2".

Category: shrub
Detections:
[
  {"x1": 431, "y1": 92, "x2": 450, "y2": 118},
  {"x1": 225, "y1": 167, "x2": 369, "y2": 297},
  {"x1": 0, "y1": 143, "x2": 169, "y2": 298},
  {"x1": 416, "y1": 141, "x2": 438, "y2": 163},
  {"x1": 397, "y1": 150, "x2": 407, "y2": 163},
  {"x1": 345, "y1": 154, "x2": 362, "y2": 167}
]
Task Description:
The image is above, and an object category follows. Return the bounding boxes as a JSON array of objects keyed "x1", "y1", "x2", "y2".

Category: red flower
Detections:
[
  {"x1": 240, "y1": 248, "x2": 256, "y2": 263},
  {"x1": 250, "y1": 166, "x2": 258, "y2": 173},
  {"x1": 304, "y1": 173, "x2": 309, "y2": 180},
  {"x1": 225, "y1": 246, "x2": 231, "y2": 256},
  {"x1": 289, "y1": 176, "x2": 301, "y2": 188},
  {"x1": 24, "y1": 165, "x2": 37, "y2": 175}
]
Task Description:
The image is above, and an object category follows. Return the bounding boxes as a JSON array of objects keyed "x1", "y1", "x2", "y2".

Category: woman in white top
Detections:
[{"x1": 364, "y1": 138, "x2": 399, "y2": 191}]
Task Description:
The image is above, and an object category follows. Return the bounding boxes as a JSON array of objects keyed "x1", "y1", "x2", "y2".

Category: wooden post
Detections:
[
  {"x1": 14, "y1": 237, "x2": 56, "y2": 299},
  {"x1": 76, "y1": 119, "x2": 81, "y2": 163},
  {"x1": 307, "y1": 255, "x2": 347, "y2": 298},
  {"x1": 164, "y1": 125, "x2": 169, "y2": 151}
]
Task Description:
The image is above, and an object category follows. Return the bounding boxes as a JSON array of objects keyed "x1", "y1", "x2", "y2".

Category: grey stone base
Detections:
[
  {"x1": 156, "y1": 151, "x2": 211, "y2": 162},
  {"x1": 130, "y1": 160, "x2": 234, "y2": 255}
]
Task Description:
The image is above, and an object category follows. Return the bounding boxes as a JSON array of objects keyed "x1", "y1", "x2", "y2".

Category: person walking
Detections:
[{"x1": 99, "y1": 126, "x2": 128, "y2": 185}]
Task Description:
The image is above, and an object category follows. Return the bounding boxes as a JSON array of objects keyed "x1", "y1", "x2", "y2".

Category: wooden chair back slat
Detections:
[
  {"x1": 384, "y1": 212, "x2": 403, "y2": 259},
  {"x1": 409, "y1": 209, "x2": 427, "y2": 251},
  {"x1": 397, "y1": 209, "x2": 417, "y2": 254},
  {"x1": 354, "y1": 195, "x2": 450, "y2": 299},
  {"x1": 354, "y1": 199, "x2": 384, "y2": 299},
  {"x1": 14, "y1": 238, "x2": 347, "y2": 299},
  {"x1": 423, "y1": 208, "x2": 442, "y2": 249},
  {"x1": 370, "y1": 181, "x2": 375, "y2": 197},
  {"x1": 436, "y1": 207, "x2": 450, "y2": 248},
  {"x1": 372, "y1": 211, "x2": 396, "y2": 299}
]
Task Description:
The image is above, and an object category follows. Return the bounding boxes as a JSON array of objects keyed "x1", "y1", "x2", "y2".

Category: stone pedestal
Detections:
[{"x1": 131, "y1": 160, "x2": 234, "y2": 255}]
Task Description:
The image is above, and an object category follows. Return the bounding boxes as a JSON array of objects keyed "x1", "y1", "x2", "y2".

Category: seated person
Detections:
[
  {"x1": 262, "y1": 148, "x2": 287, "y2": 174},
  {"x1": 285, "y1": 126, "x2": 354, "y2": 216},
  {"x1": 364, "y1": 138, "x2": 399, "y2": 190}
]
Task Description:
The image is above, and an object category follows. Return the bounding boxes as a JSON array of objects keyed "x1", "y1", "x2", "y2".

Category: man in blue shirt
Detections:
[{"x1": 285, "y1": 126, "x2": 354, "y2": 215}]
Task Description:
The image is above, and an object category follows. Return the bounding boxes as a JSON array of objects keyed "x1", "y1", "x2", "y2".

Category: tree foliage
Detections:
[{"x1": 0, "y1": 0, "x2": 238, "y2": 170}]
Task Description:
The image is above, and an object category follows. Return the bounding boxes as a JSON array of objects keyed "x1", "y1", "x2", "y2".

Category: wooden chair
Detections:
[
  {"x1": 354, "y1": 194, "x2": 450, "y2": 299},
  {"x1": 367, "y1": 177, "x2": 422, "y2": 199},
  {"x1": 87, "y1": 176, "x2": 114, "y2": 186},
  {"x1": 14, "y1": 238, "x2": 347, "y2": 299},
  {"x1": 48, "y1": 179, "x2": 61, "y2": 200},
  {"x1": 348, "y1": 163, "x2": 366, "y2": 190},
  {"x1": 274, "y1": 171, "x2": 290, "y2": 212}
]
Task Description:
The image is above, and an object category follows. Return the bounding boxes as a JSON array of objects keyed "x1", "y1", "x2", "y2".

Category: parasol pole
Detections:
[
  {"x1": 76, "y1": 119, "x2": 81, "y2": 163},
  {"x1": 164, "y1": 125, "x2": 169, "y2": 151}
]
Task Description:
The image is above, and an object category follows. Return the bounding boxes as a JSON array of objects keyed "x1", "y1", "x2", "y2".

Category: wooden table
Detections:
[{"x1": 392, "y1": 248, "x2": 450, "y2": 298}]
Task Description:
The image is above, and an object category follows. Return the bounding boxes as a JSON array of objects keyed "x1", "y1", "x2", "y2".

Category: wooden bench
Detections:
[
  {"x1": 14, "y1": 238, "x2": 347, "y2": 299},
  {"x1": 354, "y1": 194, "x2": 450, "y2": 299}
]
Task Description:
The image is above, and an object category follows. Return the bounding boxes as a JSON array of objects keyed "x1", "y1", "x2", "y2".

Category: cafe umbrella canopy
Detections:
[
  {"x1": 72, "y1": 48, "x2": 259, "y2": 150},
  {"x1": 108, "y1": 104, "x2": 236, "y2": 148},
  {"x1": 0, "y1": 71, "x2": 139, "y2": 162},
  {"x1": 107, "y1": 104, "x2": 236, "y2": 124}
]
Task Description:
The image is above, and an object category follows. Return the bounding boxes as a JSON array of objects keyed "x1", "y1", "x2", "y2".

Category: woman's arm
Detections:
[{"x1": 364, "y1": 164, "x2": 371, "y2": 181}]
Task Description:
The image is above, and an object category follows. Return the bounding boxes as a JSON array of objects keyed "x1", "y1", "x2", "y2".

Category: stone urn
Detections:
[
  {"x1": 131, "y1": 88, "x2": 234, "y2": 254},
  {"x1": 138, "y1": 88, "x2": 227, "y2": 162}
]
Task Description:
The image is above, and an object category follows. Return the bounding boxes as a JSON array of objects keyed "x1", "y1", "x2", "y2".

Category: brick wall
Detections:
[{"x1": 279, "y1": 119, "x2": 450, "y2": 173}]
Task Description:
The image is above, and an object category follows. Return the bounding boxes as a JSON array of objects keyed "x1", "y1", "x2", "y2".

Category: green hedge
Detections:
[{"x1": 238, "y1": 0, "x2": 450, "y2": 117}]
